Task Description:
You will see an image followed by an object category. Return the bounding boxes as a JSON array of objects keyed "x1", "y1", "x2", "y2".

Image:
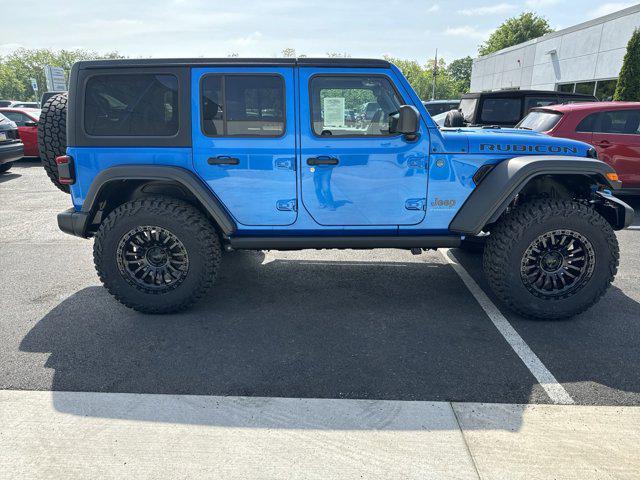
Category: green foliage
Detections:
[
  {"x1": 479, "y1": 12, "x2": 553, "y2": 56},
  {"x1": 384, "y1": 56, "x2": 470, "y2": 100},
  {"x1": 614, "y1": 28, "x2": 640, "y2": 101},
  {"x1": 447, "y1": 56, "x2": 473, "y2": 92},
  {"x1": 0, "y1": 48, "x2": 124, "y2": 101}
]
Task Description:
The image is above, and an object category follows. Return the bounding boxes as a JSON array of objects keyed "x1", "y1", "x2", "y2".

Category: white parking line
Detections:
[
  {"x1": 627, "y1": 226, "x2": 640, "y2": 230},
  {"x1": 440, "y1": 249, "x2": 575, "y2": 405}
]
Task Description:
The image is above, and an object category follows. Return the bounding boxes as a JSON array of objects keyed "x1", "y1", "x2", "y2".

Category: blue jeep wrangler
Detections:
[{"x1": 39, "y1": 58, "x2": 633, "y2": 318}]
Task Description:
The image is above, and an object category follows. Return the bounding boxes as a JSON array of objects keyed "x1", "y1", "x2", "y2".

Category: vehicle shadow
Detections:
[
  {"x1": 19, "y1": 250, "x2": 640, "y2": 428},
  {"x1": 19, "y1": 250, "x2": 550, "y2": 428},
  {"x1": 0, "y1": 172, "x2": 21, "y2": 184}
]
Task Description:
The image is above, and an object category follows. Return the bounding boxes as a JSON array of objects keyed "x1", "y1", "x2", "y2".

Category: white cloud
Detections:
[
  {"x1": 586, "y1": 2, "x2": 635, "y2": 19},
  {"x1": 233, "y1": 31, "x2": 263, "y2": 47},
  {"x1": 444, "y1": 25, "x2": 493, "y2": 40},
  {"x1": 458, "y1": 3, "x2": 516, "y2": 16},
  {"x1": 427, "y1": 3, "x2": 440, "y2": 12}
]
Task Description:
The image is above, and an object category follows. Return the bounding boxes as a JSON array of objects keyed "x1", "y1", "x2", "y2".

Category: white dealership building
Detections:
[{"x1": 470, "y1": 4, "x2": 640, "y2": 100}]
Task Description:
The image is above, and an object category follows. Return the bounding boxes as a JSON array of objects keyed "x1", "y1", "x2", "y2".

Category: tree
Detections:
[
  {"x1": 479, "y1": 12, "x2": 553, "y2": 56},
  {"x1": 384, "y1": 56, "x2": 470, "y2": 100},
  {"x1": 614, "y1": 28, "x2": 640, "y2": 101},
  {"x1": 0, "y1": 48, "x2": 124, "y2": 101},
  {"x1": 281, "y1": 48, "x2": 296, "y2": 58},
  {"x1": 447, "y1": 56, "x2": 473, "y2": 92}
]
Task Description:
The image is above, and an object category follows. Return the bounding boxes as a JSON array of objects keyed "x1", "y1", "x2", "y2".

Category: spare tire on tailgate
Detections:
[{"x1": 37, "y1": 92, "x2": 69, "y2": 193}]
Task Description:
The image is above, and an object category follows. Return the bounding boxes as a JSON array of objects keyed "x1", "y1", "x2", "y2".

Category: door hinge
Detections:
[
  {"x1": 276, "y1": 199, "x2": 297, "y2": 211},
  {"x1": 275, "y1": 158, "x2": 296, "y2": 170},
  {"x1": 405, "y1": 198, "x2": 426, "y2": 211}
]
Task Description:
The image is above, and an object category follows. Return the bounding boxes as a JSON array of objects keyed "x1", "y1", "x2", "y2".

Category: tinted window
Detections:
[
  {"x1": 85, "y1": 74, "x2": 178, "y2": 136},
  {"x1": 517, "y1": 111, "x2": 562, "y2": 132},
  {"x1": 596, "y1": 110, "x2": 640, "y2": 134},
  {"x1": 201, "y1": 75, "x2": 285, "y2": 137},
  {"x1": 480, "y1": 98, "x2": 521, "y2": 123},
  {"x1": 310, "y1": 75, "x2": 403, "y2": 137},
  {"x1": 576, "y1": 113, "x2": 599, "y2": 133},
  {"x1": 459, "y1": 98, "x2": 478, "y2": 123},
  {"x1": 525, "y1": 96, "x2": 558, "y2": 113}
]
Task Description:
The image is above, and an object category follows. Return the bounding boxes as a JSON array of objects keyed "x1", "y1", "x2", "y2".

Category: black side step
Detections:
[{"x1": 228, "y1": 236, "x2": 461, "y2": 251}]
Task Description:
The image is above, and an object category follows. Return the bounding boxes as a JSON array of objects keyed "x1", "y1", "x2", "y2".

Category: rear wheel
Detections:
[
  {"x1": 37, "y1": 92, "x2": 69, "y2": 193},
  {"x1": 94, "y1": 196, "x2": 221, "y2": 313},
  {"x1": 0, "y1": 162, "x2": 12, "y2": 174},
  {"x1": 483, "y1": 199, "x2": 619, "y2": 320}
]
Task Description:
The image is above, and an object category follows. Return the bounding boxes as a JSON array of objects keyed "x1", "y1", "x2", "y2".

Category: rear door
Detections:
[
  {"x1": 591, "y1": 109, "x2": 640, "y2": 188},
  {"x1": 298, "y1": 68, "x2": 429, "y2": 226},
  {"x1": 192, "y1": 67, "x2": 297, "y2": 226}
]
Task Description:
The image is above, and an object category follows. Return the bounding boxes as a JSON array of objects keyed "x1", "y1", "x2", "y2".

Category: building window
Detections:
[
  {"x1": 574, "y1": 82, "x2": 596, "y2": 96},
  {"x1": 595, "y1": 80, "x2": 617, "y2": 101},
  {"x1": 557, "y1": 83, "x2": 575, "y2": 93}
]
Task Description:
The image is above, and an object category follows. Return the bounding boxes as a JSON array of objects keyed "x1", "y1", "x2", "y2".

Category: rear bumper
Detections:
[
  {"x1": 57, "y1": 208, "x2": 90, "y2": 238},
  {"x1": 0, "y1": 142, "x2": 24, "y2": 165}
]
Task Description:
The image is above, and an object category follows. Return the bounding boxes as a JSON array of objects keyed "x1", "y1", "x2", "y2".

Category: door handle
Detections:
[
  {"x1": 595, "y1": 140, "x2": 612, "y2": 148},
  {"x1": 307, "y1": 156, "x2": 339, "y2": 166},
  {"x1": 208, "y1": 156, "x2": 239, "y2": 165}
]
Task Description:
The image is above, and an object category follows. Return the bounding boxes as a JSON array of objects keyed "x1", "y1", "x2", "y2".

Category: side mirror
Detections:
[{"x1": 390, "y1": 105, "x2": 420, "y2": 138}]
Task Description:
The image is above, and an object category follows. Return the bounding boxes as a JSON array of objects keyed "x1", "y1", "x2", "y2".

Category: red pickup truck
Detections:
[{"x1": 518, "y1": 102, "x2": 640, "y2": 195}]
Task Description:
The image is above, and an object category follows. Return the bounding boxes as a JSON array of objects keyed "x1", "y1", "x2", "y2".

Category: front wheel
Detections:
[
  {"x1": 94, "y1": 196, "x2": 221, "y2": 314},
  {"x1": 0, "y1": 162, "x2": 12, "y2": 174},
  {"x1": 483, "y1": 199, "x2": 619, "y2": 320}
]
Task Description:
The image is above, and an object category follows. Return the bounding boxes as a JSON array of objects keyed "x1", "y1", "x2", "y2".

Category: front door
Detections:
[
  {"x1": 192, "y1": 67, "x2": 297, "y2": 226},
  {"x1": 299, "y1": 69, "x2": 429, "y2": 226}
]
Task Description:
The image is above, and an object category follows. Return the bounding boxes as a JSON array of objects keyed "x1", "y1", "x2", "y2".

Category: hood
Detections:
[{"x1": 440, "y1": 127, "x2": 592, "y2": 157}]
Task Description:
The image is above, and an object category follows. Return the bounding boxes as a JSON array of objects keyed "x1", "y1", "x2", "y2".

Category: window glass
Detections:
[
  {"x1": 595, "y1": 79, "x2": 617, "y2": 101},
  {"x1": 310, "y1": 76, "x2": 403, "y2": 136},
  {"x1": 459, "y1": 98, "x2": 478, "y2": 123},
  {"x1": 2, "y1": 112, "x2": 29, "y2": 126},
  {"x1": 524, "y1": 96, "x2": 558, "y2": 114},
  {"x1": 517, "y1": 111, "x2": 562, "y2": 132},
  {"x1": 576, "y1": 113, "x2": 599, "y2": 133},
  {"x1": 596, "y1": 110, "x2": 640, "y2": 134},
  {"x1": 480, "y1": 98, "x2": 521, "y2": 123},
  {"x1": 85, "y1": 74, "x2": 178, "y2": 136},
  {"x1": 574, "y1": 81, "x2": 596, "y2": 96},
  {"x1": 557, "y1": 83, "x2": 575, "y2": 93},
  {"x1": 201, "y1": 75, "x2": 285, "y2": 137}
]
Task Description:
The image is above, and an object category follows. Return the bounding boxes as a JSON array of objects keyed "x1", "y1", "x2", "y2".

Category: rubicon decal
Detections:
[{"x1": 480, "y1": 144, "x2": 579, "y2": 154}]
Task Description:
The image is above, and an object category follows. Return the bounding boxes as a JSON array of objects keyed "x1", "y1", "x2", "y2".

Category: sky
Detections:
[{"x1": 1, "y1": 0, "x2": 637, "y2": 63}]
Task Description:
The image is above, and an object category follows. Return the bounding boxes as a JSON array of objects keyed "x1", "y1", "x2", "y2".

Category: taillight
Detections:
[{"x1": 55, "y1": 155, "x2": 75, "y2": 185}]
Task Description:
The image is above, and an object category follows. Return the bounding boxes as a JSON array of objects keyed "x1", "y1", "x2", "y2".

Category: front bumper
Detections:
[
  {"x1": 0, "y1": 142, "x2": 24, "y2": 165},
  {"x1": 57, "y1": 208, "x2": 91, "y2": 238}
]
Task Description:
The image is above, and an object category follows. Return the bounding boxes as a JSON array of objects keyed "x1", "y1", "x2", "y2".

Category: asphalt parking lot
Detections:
[{"x1": 1, "y1": 159, "x2": 640, "y2": 407}]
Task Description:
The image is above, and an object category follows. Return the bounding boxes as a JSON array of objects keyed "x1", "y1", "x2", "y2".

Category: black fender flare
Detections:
[
  {"x1": 449, "y1": 155, "x2": 621, "y2": 235},
  {"x1": 64, "y1": 165, "x2": 236, "y2": 237}
]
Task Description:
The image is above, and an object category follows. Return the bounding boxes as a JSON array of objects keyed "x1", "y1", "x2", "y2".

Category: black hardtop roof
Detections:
[
  {"x1": 73, "y1": 57, "x2": 391, "y2": 70},
  {"x1": 462, "y1": 89, "x2": 596, "y2": 99}
]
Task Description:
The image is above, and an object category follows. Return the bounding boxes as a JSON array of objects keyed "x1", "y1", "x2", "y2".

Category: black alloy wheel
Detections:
[{"x1": 117, "y1": 225, "x2": 189, "y2": 293}]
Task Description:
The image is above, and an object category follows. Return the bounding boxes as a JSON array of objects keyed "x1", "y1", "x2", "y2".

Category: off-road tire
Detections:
[
  {"x1": 94, "y1": 196, "x2": 221, "y2": 314},
  {"x1": 0, "y1": 162, "x2": 12, "y2": 173},
  {"x1": 37, "y1": 92, "x2": 69, "y2": 193},
  {"x1": 483, "y1": 199, "x2": 619, "y2": 320}
]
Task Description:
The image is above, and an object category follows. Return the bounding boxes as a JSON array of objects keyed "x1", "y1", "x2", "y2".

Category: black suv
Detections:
[
  {"x1": 456, "y1": 90, "x2": 597, "y2": 127},
  {"x1": 0, "y1": 112, "x2": 24, "y2": 173}
]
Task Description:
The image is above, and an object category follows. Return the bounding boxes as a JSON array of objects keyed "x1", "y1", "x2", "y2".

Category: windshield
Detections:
[
  {"x1": 517, "y1": 110, "x2": 563, "y2": 132},
  {"x1": 459, "y1": 98, "x2": 477, "y2": 123}
]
